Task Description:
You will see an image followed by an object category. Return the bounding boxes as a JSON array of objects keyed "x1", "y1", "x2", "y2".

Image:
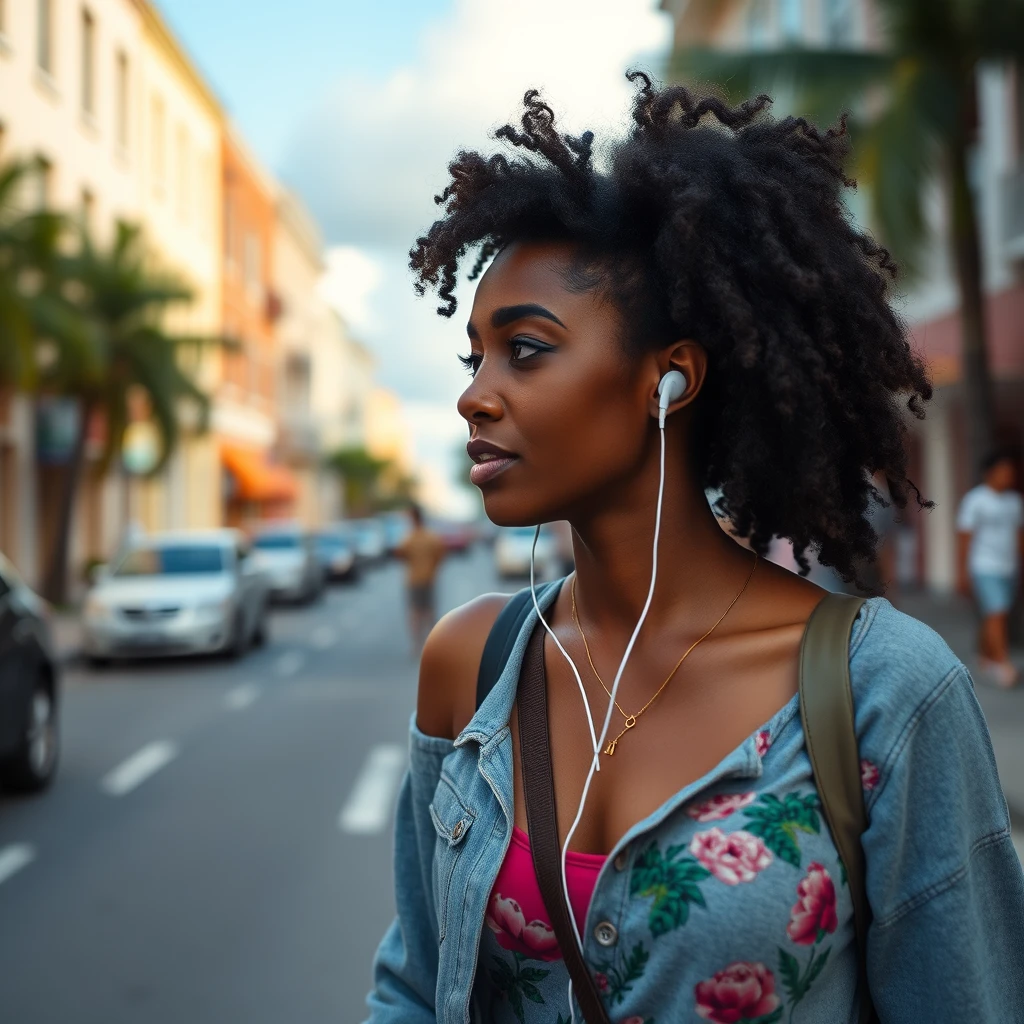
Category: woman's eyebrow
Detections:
[{"x1": 491, "y1": 304, "x2": 567, "y2": 330}]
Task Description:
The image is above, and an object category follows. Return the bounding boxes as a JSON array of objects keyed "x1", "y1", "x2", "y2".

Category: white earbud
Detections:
[{"x1": 657, "y1": 370, "x2": 688, "y2": 428}]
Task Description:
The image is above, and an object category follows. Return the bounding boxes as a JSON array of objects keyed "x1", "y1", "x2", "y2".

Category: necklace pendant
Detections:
[
  {"x1": 624, "y1": 715, "x2": 637, "y2": 729},
  {"x1": 604, "y1": 739, "x2": 618, "y2": 756}
]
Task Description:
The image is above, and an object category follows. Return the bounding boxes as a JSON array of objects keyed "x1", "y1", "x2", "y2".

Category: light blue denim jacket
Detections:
[{"x1": 364, "y1": 588, "x2": 1024, "y2": 1023}]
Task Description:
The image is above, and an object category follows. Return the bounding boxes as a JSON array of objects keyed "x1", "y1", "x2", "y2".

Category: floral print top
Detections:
[{"x1": 365, "y1": 590, "x2": 1024, "y2": 1024}]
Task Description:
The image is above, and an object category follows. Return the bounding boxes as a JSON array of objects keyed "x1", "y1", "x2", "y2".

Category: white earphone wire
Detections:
[{"x1": 527, "y1": 410, "x2": 671, "y2": 1023}]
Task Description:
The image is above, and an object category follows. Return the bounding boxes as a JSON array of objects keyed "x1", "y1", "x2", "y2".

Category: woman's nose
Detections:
[{"x1": 457, "y1": 377, "x2": 503, "y2": 424}]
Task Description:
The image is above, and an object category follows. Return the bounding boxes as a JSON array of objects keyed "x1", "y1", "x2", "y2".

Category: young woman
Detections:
[{"x1": 364, "y1": 76, "x2": 1024, "y2": 1024}]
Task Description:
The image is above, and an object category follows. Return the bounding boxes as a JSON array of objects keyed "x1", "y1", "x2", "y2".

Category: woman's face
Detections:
[{"x1": 458, "y1": 240, "x2": 659, "y2": 526}]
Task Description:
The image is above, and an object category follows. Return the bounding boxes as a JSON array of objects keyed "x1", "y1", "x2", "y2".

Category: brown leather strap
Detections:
[
  {"x1": 798, "y1": 593, "x2": 877, "y2": 1024},
  {"x1": 518, "y1": 624, "x2": 612, "y2": 1024}
]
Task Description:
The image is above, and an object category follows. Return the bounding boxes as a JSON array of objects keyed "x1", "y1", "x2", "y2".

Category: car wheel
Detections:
[
  {"x1": 252, "y1": 607, "x2": 269, "y2": 648},
  {"x1": 226, "y1": 610, "x2": 249, "y2": 660},
  {"x1": 0, "y1": 674, "x2": 59, "y2": 794}
]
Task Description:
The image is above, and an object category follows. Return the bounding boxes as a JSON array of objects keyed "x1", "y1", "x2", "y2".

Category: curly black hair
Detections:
[{"x1": 410, "y1": 72, "x2": 932, "y2": 585}]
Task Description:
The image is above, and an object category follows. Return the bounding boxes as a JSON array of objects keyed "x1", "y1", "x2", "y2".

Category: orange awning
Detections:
[{"x1": 221, "y1": 444, "x2": 298, "y2": 503}]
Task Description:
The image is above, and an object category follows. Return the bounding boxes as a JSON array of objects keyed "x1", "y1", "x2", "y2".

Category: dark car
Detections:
[
  {"x1": 313, "y1": 529, "x2": 360, "y2": 583},
  {"x1": 0, "y1": 554, "x2": 59, "y2": 793}
]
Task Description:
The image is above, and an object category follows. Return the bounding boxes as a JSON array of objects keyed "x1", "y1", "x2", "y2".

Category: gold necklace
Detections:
[{"x1": 571, "y1": 554, "x2": 758, "y2": 756}]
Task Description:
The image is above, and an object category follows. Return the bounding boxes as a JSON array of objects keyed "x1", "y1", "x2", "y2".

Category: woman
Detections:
[{"x1": 365, "y1": 76, "x2": 1024, "y2": 1023}]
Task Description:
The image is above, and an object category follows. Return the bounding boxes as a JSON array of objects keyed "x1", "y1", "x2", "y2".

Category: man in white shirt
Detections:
[{"x1": 957, "y1": 451, "x2": 1024, "y2": 687}]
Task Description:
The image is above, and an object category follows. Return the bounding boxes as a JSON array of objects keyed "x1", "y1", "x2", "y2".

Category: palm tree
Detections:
[
  {"x1": 324, "y1": 445, "x2": 391, "y2": 517},
  {"x1": 0, "y1": 157, "x2": 64, "y2": 390},
  {"x1": 671, "y1": 0, "x2": 1024, "y2": 476},
  {"x1": 37, "y1": 221, "x2": 211, "y2": 603}
]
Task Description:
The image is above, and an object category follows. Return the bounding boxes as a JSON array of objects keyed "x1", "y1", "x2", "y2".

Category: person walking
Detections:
[
  {"x1": 396, "y1": 504, "x2": 446, "y2": 654},
  {"x1": 957, "y1": 451, "x2": 1024, "y2": 687},
  {"x1": 365, "y1": 77, "x2": 1024, "y2": 1023}
]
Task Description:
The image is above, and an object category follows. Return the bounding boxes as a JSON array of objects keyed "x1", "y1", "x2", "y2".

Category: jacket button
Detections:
[
  {"x1": 451, "y1": 820, "x2": 464, "y2": 840},
  {"x1": 594, "y1": 921, "x2": 618, "y2": 947},
  {"x1": 613, "y1": 850, "x2": 628, "y2": 872}
]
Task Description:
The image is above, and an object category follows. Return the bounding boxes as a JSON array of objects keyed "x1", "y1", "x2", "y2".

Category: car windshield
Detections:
[
  {"x1": 114, "y1": 545, "x2": 225, "y2": 576},
  {"x1": 253, "y1": 535, "x2": 300, "y2": 550}
]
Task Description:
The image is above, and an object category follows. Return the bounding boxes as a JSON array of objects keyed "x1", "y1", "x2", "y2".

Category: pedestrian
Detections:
[
  {"x1": 365, "y1": 77, "x2": 1024, "y2": 1023},
  {"x1": 957, "y1": 450, "x2": 1024, "y2": 688},
  {"x1": 395, "y1": 504, "x2": 446, "y2": 655}
]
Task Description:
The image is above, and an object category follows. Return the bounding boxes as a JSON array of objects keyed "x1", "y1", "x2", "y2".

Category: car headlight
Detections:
[{"x1": 196, "y1": 597, "x2": 232, "y2": 617}]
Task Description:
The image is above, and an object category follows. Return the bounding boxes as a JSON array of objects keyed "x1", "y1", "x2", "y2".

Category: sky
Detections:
[{"x1": 162, "y1": 0, "x2": 673, "y2": 515}]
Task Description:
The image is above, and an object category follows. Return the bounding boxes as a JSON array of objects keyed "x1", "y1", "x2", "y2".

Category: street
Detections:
[
  {"x1": 1, "y1": 553, "x2": 1023, "y2": 1024},
  {"x1": 0, "y1": 548, "x2": 506, "y2": 1024}
]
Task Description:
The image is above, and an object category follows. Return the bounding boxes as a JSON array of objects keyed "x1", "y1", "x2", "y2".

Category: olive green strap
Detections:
[{"x1": 798, "y1": 593, "x2": 877, "y2": 1024}]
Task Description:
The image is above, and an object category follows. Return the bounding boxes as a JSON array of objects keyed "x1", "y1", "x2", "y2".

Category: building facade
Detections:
[{"x1": 661, "y1": 0, "x2": 1024, "y2": 592}]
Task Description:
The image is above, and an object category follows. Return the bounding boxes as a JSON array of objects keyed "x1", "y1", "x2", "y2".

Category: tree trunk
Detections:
[
  {"x1": 947, "y1": 134, "x2": 996, "y2": 479},
  {"x1": 42, "y1": 398, "x2": 93, "y2": 605}
]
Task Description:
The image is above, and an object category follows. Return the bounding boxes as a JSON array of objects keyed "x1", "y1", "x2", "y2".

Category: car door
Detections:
[{"x1": 0, "y1": 569, "x2": 31, "y2": 755}]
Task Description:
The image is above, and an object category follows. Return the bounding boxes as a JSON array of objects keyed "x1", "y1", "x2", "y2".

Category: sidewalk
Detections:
[{"x1": 894, "y1": 590, "x2": 1024, "y2": 829}]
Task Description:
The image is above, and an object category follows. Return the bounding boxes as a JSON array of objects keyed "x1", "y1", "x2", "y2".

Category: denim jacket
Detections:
[{"x1": 364, "y1": 587, "x2": 1024, "y2": 1023}]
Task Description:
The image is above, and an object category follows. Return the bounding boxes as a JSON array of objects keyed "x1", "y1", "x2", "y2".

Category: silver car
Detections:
[
  {"x1": 82, "y1": 530, "x2": 270, "y2": 665},
  {"x1": 250, "y1": 526, "x2": 326, "y2": 603}
]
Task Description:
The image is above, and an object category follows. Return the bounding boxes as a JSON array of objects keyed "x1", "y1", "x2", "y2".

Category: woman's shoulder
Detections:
[
  {"x1": 416, "y1": 592, "x2": 513, "y2": 741},
  {"x1": 849, "y1": 596, "x2": 975, "y2": 767}
]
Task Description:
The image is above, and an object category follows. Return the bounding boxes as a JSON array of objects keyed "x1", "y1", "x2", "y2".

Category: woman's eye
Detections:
[
  {"x1": 509, "y1": 338, "x2": 550, "y2": 363},
  {"x1": 458, "y1": 352, "x2": 481, "y2": 376}
]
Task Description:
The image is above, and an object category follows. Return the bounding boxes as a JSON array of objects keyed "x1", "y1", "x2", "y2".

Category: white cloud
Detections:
[{"x1": 283, "y1": 0, "x2": 672, "y2": 514}]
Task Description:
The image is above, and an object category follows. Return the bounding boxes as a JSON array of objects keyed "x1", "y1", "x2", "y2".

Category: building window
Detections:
[
  {"x1": 175, "y1": 124, "x2": 189, "y2": 221},
  {"x1": 780, "y1": 0, "x2": 803, "y2": 42},
  {"x1": 151, "y1": 94, "x2": 165, "y2": 194},
  {"x1": 244, "y1": 231, "x2": 261, "y2": 299},
  {"x1": 824, "y1": 0, "x2": 853, "y2": 44},
  {"x1": 81, "y1": 8, "x2": 95, "y2": 115},
  {"x1": 115, "y1": 50, "x2": 129, "y2": 151},
  {"x1": 80, "y1": 187, "x2": 95, "y2": 234},
  {"x1": 224, "y1": 192, "x2": 236, "y2": 266},
  {"x1": 37, "y1": 0, "x2": 54, "y2": 74}
]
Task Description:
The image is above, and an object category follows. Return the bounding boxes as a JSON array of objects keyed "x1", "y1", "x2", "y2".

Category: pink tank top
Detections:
[{"x1": 484, "y1": 825, "x2": 606, "y2": 961}]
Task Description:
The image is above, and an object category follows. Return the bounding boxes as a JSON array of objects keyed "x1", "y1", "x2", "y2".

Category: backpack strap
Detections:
[
  {"x1": 798, "y1": 592, "x2": 877, "y2": 1024},
  {"x1": 475, "y1": 587, "x2": 539, "y2": 711}
]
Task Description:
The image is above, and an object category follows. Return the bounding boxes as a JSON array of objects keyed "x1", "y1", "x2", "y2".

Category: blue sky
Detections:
[{"x1": 161, "y1": 0, "x2": 451, "y2": 172}]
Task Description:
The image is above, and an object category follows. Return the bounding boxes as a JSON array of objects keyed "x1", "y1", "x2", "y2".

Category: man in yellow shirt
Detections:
[{"x1": 396, "y1": 505, "x2": 447, "y2": 654}]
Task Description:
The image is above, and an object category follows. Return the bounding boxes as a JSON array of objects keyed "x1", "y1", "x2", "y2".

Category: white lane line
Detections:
[
  {"x1": 0, "y1": 844, "x2": 35, "y2": 886},
  {"x1": 310, "y1": 625, "x2": 337, "y2": 650},
  {"x1": 224, "y1": 684, "x2": 260, "y2": 711},
  {"x1": 338, "y1": 744, "x2": 406, "y2": 835},
  {"x1": 275, "y1": 651, "x2": 306, "y2": 676},
  {"x1": 101, "y1": 741, "x2": 179, "y2": 796},
  {"x1": 1013, "y1": 832, "x2": 1024, "y2": 866}
]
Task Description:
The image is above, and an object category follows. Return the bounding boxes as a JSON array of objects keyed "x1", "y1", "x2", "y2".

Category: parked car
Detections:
[
  {"x1": 347, "y1": 518, "x2": 388, "y2": 564},
  {"x1": 313, "y1": 529, "x2": 359, "y2": 583},
  {"x1": 82, "y1": 529, "x2": 270, "y2": 664},
  {"x1": 494, "y1": 524, "x2": 557, "y2": 579},
  {"x1": 250, "y1": 525, "x2": 326, "y2": 603},
  {"x1": 0, "y1": 554, "x2": 59, "y2": 793}
]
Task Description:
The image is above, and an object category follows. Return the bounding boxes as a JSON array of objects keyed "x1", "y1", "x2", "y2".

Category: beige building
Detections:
[
  {"x1": 133, "y1": 0, "x2": 223, "y2": 535},
  {"x1": 0, "y1": 0, "x2": 144, "y2": 583}
]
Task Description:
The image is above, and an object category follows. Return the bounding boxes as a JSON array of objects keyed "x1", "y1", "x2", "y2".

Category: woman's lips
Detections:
[{"x1": 469, "y1": 455, "x2": 518, "y2": 486}]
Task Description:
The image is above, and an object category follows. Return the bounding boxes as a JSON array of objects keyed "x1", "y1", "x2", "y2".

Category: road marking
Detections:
[
  {"x1": 311, "y1": 625, "x2": 337, "y2": 650},
  {"x1": 101, "y1": 741, "x2": 178, "y2": 796},
  {"x1": 338, "y1": 744, "x2": 406, "y2": 835},
  {"x1": 224, "y1": 684, "x2": 260, "y2": 711},
  {"x1": 1013, "y1": 832, "x2": 1024, "y2": 866},
  {"x1": 0, "y1": 844, "x2": 35, "y2": 886},
  {"x1": 275, "y1": 651, "x2": 306, "y2": 676}
]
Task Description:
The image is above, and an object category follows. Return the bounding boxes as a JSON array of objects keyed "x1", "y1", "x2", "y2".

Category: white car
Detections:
[
  {"x1": 495, "y1": 525, "x2": 557, "y2": 580},
  {"x1": 250, "y1": 526, "x2": 326, "y2": 603},
  {"x1": 82, "y1": 530, "x2": 270, "y2": 664}
]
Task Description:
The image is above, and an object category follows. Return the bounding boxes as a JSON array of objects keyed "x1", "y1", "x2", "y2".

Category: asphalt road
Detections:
[{"x1": 0, "y1": 547, "x2": 508, "y2": 1024}]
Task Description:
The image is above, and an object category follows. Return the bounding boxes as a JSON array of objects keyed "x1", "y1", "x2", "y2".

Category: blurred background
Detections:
[{"x1": 0, "y1": 1, "x2": 1021, "y2": 1021}]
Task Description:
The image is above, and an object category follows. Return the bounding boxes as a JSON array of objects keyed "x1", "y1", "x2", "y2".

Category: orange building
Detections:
[{"x1": 217, "y1": 128, "x2": 296, "y2": 526}]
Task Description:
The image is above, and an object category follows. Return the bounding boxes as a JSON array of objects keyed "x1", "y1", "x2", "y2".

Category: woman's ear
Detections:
[{"x1": 648, "y1": 340, "x2": 706, "y2": 421}]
